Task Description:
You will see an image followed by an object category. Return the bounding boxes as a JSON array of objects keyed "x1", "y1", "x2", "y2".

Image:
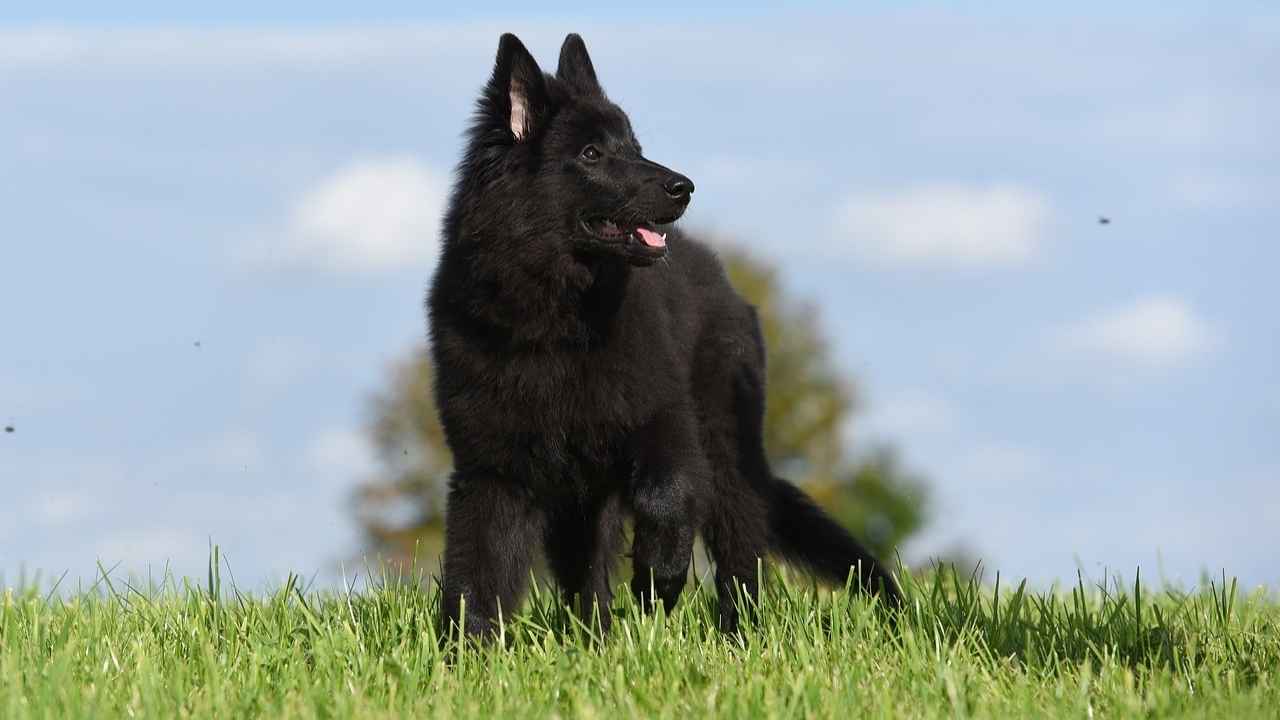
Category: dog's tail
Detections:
[{"x1": 768, "y1": 476, "x2": 903, "y2": 607}]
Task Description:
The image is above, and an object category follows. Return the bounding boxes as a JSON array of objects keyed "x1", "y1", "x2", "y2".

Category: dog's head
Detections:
[{"x1": 458, "y1": 33, "x2": 694, "y2": 267}]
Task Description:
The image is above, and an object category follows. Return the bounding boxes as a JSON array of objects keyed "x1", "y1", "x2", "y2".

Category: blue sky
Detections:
[
  {"x1": 1, "y1": 6, "x2": 1277, "y2": 592},
  {"x1": 6, "y1": 1, "x2": 1274, "y2": 24}
]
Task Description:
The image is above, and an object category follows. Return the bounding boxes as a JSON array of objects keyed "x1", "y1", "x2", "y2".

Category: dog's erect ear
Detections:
[
  {"x1": 486, "y1": 33, "x2": 548, "y2": 142},
  {"x1": 556, "y1": 33, "x2": 601, "y2": 95}
]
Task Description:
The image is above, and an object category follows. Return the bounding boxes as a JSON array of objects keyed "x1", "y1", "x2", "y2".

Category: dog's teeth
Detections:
[{"x1": 660, "y1": 233, "x2": 667, "y2": 242}]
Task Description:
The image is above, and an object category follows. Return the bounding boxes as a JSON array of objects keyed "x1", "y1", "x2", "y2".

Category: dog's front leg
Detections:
[
  {"x1": 440, "y1": 470, "x2": 542, "y2": 640},
  {"x1": 628, "y1": 408, "x2": 704, "y2": 613}
]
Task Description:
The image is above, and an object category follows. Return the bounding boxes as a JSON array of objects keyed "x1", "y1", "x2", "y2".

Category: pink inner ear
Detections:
[{"x1": 509, "y1": 82, "x2": 528, "y2": 140}]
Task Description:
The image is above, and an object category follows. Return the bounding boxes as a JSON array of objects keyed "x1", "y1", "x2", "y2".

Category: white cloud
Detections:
[
  {"x1": 834, "y1": 184, "x2": 1049, "y2": 268},
  {"x1": 244, "y1": 157, "x2": 448, "y2": 274},
  {"x1": 245, "y1": 337, "x2": 314, "y2": 388},
  {"x1": 1058, "y1": 295, "x2": 1216, "y2": 367},
  {"x1": 95, "y1": 528, "x2": 207, "y2": 569},
  {"x1": 206, "y1": 429, "x2": 266, "y2": 473},
  {"x1": 1095, "y1": 92, "x2": 1272, "y2": 154},
  {"x1": 304, "y1": 427, "x2": 378, "y2": 487},
  {"x1": 855, "y1": 390, "x2": 954, "y2": 442},
  {"x1": 1169, "y1": 171, "x2": 1268, "y2": 211},
  {"x1": 30, "y1": 491, "x2": 96, "y2": 528},
  {"x1": 0, "y1": 27, "x2": 496, "y2": 69},
  {"x1": 953, "y1": 444, "x2": 1045, "y2": 485}
]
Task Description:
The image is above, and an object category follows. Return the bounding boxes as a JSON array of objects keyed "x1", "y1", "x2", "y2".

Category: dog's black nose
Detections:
[{"x1": 663, "y1": 174, "x2": 694, "y2": 199}]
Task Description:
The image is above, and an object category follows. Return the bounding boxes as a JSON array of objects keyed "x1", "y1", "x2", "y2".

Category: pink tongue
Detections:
[{"x1": 635, "y1": 227, "x2": 666, "y2": 248}]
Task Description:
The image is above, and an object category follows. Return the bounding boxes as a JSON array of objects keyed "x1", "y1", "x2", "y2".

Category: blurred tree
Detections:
[
  {"x1": 819, "y1": 448, "x2": 929, "y2": 561},
  {"x1": 353, "y1": 353, "x2": 452, "y2": 566},
  {"x1": 720, "y1": 247, "x2": 929, "y2": 561},
  {"x1": 352, "y1": 244, "x2": 929, "y2": 569}
]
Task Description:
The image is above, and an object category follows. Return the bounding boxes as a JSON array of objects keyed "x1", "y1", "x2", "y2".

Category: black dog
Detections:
[{"x1": 429, "y1": 33, "x2": 900, "y2": 637}]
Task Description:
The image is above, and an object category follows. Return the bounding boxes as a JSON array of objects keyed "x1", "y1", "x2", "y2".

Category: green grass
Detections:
[{"x1": 2, "y1": 556, "x2": 1278, "y2": 719}]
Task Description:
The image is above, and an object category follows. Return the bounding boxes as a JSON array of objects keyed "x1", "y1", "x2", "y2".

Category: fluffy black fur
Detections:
[{"x1": 430, "y1": 33, "x2": 900, "y2": 637}]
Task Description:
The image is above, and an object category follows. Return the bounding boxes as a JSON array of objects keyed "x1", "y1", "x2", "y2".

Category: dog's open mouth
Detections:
[{"x1": 580, "y1": 217, "x2": 668, "y2": 249}]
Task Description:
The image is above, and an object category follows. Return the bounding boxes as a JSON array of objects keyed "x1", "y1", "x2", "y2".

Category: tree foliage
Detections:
[
  {"x1": 720, "y1": 248, "x2": 929, "y2": 559},
  {"x1": 353, "y1": 244, "x2": 928, "y2": 566}
]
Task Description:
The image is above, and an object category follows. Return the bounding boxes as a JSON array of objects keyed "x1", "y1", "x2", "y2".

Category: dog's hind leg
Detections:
[
  {"x1": 544, "y1": 493, "x2": 624, "y2": 634},
  {"x1": 703, "y1": 499, "x2": 769, "y2": 633},
  {"x1": 701, "y1": 365, "x2": 772, "y2": 633},
  {"x1": 440, "y1": 472, "x2": 543, "y2": 640}
]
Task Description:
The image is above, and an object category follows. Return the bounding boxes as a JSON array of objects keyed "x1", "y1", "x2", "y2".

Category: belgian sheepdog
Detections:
[{"x1": 429, "y1": 32, "x2": 900, "y2": 637}]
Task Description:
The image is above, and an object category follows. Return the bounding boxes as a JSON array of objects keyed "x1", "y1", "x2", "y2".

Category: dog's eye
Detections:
[{"x1": 579, "y1": 145, "x2": 602, "y2": 162}]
